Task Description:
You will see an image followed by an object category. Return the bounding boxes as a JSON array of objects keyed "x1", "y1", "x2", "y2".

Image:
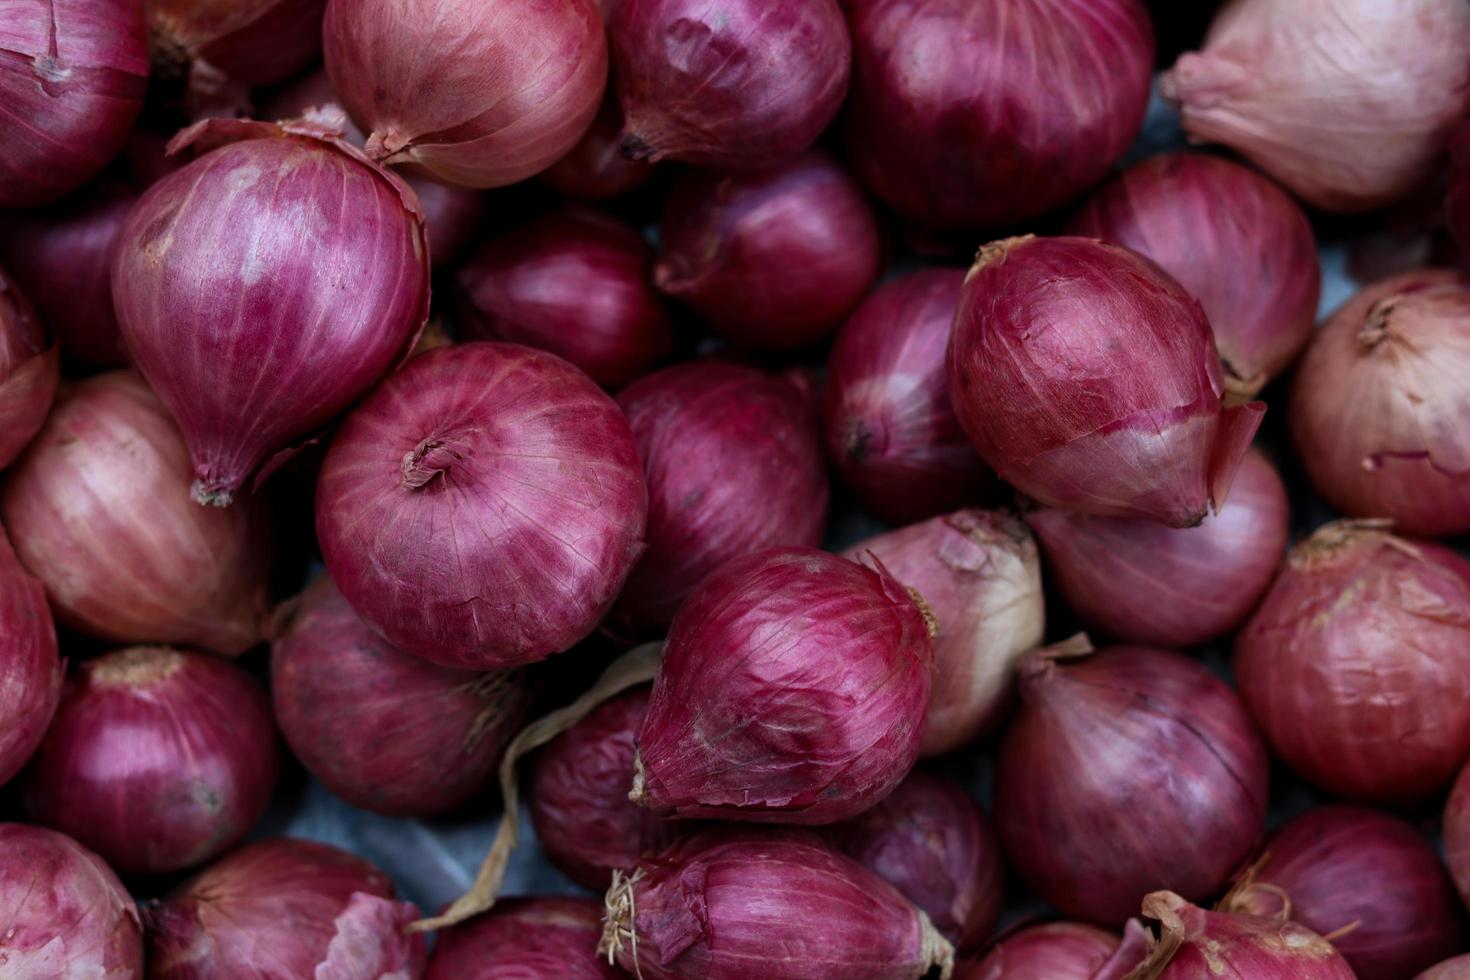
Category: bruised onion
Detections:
[
  {"x1": 0, "y1": 371, "x2": 272, "y2": 655},
  {"x1": 540, "y1": 95, "x2": 655, "y2": 201},
  {"x1": 964, "y1": 922, "x2": 1121, "y2": 980},
  {"x1": 948, "y1": 236, "x2": 1264, "y2": 527},
  {"x1": 0, "y1": 266, "x2": 58, "y2": 470},
  {"x1": 0, "y1": 526, "x2": 59, "y2": 788},
  {"x1": 147, "y1": 0, "x2": 325, "y2": 99},
  {"x1": 428, "y1": 897, "x2": 621, "y2": 980}
]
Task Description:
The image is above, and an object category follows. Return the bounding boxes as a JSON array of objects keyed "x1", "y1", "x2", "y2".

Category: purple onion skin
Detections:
[
  {"x1": 316, "y1": 342, "x2": 648, "y2": 671},
  {"x1": 0, "y1": 824, "x2": 142, "y2": 977},
  {"x1": 148, "y1": 0, "x2": 327, "y2": 88},
  {"x1": 1136, "y1": 892, "x2": 1355, "y2": 980},
  {"x1": 845, "y1": 0, "x2": 1153, "y2": 230},
  {"x1": 540, "y1": 94, "x2": 656, "y2": 201},
  {"x1": 996, "y1": 645, "x2": 1269, "y2": 926},
  {"x1": 962, "y1": 922, "x2": 1119, "y2": 980},
  {"x1": 949, "y1": 236, "x2": 1264, "y2": 527},
  {"x1": 0, "y1": 265, "x2": 58, "y2": 469},
  {"x1": 655, "y1": 152, "x2": 881, "y2": 350},
  {"x1": 0, "y1": 526, "x2": 60, "y2": 788},
  {"x1": 427, "y1": 897, "x2": 623, "y2": 980},
  {"x1": 0, "y1": 0, "x2": 148, "y2": 208},
  {"x1": 1026, "y1": 448, "x2": 1288, "y2": 649},
  {"x1": 609, "y1": 361, "x2": 830, "y2": 637}
]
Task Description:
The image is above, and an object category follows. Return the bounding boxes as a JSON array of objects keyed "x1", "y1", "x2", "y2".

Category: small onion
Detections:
[
  {"x1": 962, "y1": 922, "x2": 1121, "y2": 980},
  {"x1": 0, "y1": 526, "x2": 60, "y2": 788},
  {"x1": 948, "y1": 235, "x2": 1264, "y2": 527},
  {"x1": 427, "y1": 897, "x2": 622, "y2": 980},
  {"x1": 539, "y1": 95, "x2": 656, "y2": 201},
  {"x1": 1420, "y1": 957, "x2": 1470, "y2": 980},
  {"x1": 0, "y1": 265, "x2": 58, "y2": 469},
  {"x1": 655, "y1": 152, "x2": 881, "y2": 350},
  {"x1": 146, "y1": 0, "x2": 326, "y2": 90},
  {"x1": 1234, "y1": 522, "x2": 1470, "y2": 802}
]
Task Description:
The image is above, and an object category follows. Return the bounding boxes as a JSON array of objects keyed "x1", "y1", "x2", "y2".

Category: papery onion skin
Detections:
[
  {"x1": 845, "y1": 510, "x2": 1043, "y2": 756},
  {"x1": 633, "y1": 547, "x2": 933, "y2": 824},
  {"x1": 316, "y1": 342, "x2": 648, "y2": 671},
  {"x1": 1419, "y1": 956, "x2": 1470, "y2": 980},
  {"x1": 427, "y1": 896, "x2": 622, "y2": 980},
  {"x1": 844, "y1": 0, "x2": 1153, "y2": 230},
  {"x1": 1067, "y1": 152, "x2": 1319, "y2": 396},
  {"x1": 540, "y1": 95, "x2": 656, "y2": 201},
  {"x1": 0, "y1": 265, "x2": 58, "y2": 470},
  {"x1": 1025, "y1": 448, "x2": 1287, "y2": 649},
  {"x1": 654, "y1": 152, "x2": 881, "y2": 350},
  {"x1": 1290, "y1": 269, "x2": 1470, "y2": 536},
  {"x1": 1132, "y1": 891, "x2": 1354, "y2": 980},
  {"x1": 1235, "y1": 523, "x2": 1470, "y2": 803},
  {"x1": 323, "y1": 0, "x2": 606, "y2": 188},
  {"x1": 0, "y1": 823, "x2": 143, "y2": 978},
  {"x1": 608, "y1": 361, "x2": 829, "y2": 637},
  {"x1": 962, "y1": 922, "x2": 1119, "y2": 980},
  {"x1": 146, "y1": 0, "x2": 325, "y2": 87},
  {"x1": 1160, "y1": 0, "x2": 1470, "y2": 213},
  {"x1": 0, "y1": 371, "x2": 273, "y2": 655},
  {"x1": 996, "y1": 644, "x2": 1268, "y2": 926},
  {"x1": 0, "y1": 526, "x2": 59, "y2": 788}
]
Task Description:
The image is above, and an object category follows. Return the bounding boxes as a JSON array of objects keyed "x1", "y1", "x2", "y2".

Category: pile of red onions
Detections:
[
  {"x1": 948, "y1": 235, "x2": 1264, "y2": 527},
  {"x1": 428, "y1": 897, "x2": 621, "y2": 979},
  {"x1": 540, "y1": 95, "x2": 655, "y2": 201},
  {"x1": 0, "y1": 527, "x2": 59, "y2": 789},
  {"x1": 316, "y1": 342, "x2": 648, "y2": 670},
  {"x1": 1234, "y1": 522, "x2": 1470, "y2": 802},
  {"x1": 0, "y1": 371, "x2": 273, "y2": 655},
  {"x1": 146, "y1": 0, "x2": 325, "y2": 100},
  {"x1": 0, "y1": 266, "x2": 58, "y2": 469},
  {"x1": 963, "y1": 922, "x2": 1137, "y2": 980}
]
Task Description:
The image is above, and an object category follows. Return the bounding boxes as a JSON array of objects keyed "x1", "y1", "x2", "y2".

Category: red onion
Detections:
[
  {"x1": 1066, "y1": 153, "x2": 1320, "y2": 398},
  {"x1": 963, "y1": 922, "x2": 1121, "y2": 980},
  {"x1": 0, "y1": 0, "x2": 148, "y2": 208},
  {"x1": 272, "y1": 575, "x2": 532, "y2": 817},
  {"x1": 1290, "y1": 270, "x2": 1470, "y2": 537},
  {"x1": 844, "y1": 510, "x2": 1044, "y2": 756},
  {"x1": 428, "y1": 896, "x2": 622, "y2": 980},
  {"x1": 0, "y1": 266, "x2": 58, "y2": 470},
  {"x1": 1420, "y1": 957, "x2": 1470, "y2": 980},
  {"x1": 0, "y1": 371, "x2": 273, "y2": 655},
  {"x1": 995, "y1": 642, "x2": 1268, "y2": 925},
  {"x1": 948, "y1": 236, "x2": 1264, "y2": 527},
  {"x1": 655, "y1": 152, "x2": 881, "y2": 350},
  {"x1": 146, "y1": 838, "x2": 427, "y2": 980},
  {"x1": 599, "y1": 828, "x2": 954, "y2": 979},
  {"x1": 606, "y1": 0, "x2": 850, "y2": 170},
  {"x1": 457, "y1": 207, "x2": 673, "y2": 389},
  {"x1": 316, "y1": 342, "x2": 648, "y2": 670},
  {"x1": 1234, "y1": 522, "x2": 1470, "y2": 803},
  {"x1": 1450, "y1": 124, "x2": 1470, "y2": 259},
  {"x1": 608, "y1": 361, "x2": 829, "y2": 637},
  {"x1": 1025, "y1": 448, "x2": 1288, "y2": 649},
  {"x1": 146, "y1": 0, "x2": 325, "y2": 97},
  {"x1": 0, "y1": 824, "x2": 142, "y2": 977},
  {"x1": 845, "y1": 0, "x2": 1153, "y2": 230},
  {"x1": 323, "y1": 0, "x2": 606, "y2": 188},
  {"x1": 540, "y1": 95, "x2": 656, "y2": 201},
  {"x1": 0, "y1": 527, "x2": 59, "y2": 788},
  {"x1": 1447, "y1": 758, "x2": 1470, "y2": 910}
]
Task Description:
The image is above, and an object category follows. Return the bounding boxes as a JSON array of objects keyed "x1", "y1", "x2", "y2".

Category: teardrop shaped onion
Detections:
[
  {"x1": 0, "y1": 526, "x2": 60, "y2": 789},
  {"x1": 0, "y1": 265, "x2": 59, "y2": 470}
]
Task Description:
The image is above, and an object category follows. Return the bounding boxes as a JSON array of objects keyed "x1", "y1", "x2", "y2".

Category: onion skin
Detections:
[
  {"x1": 0, "y1": 526, "x2": 59, "y2": 788},
  {"x1": 0, "y1": 266, "x2": 58, "y2": 470},
  {"x1": 845, "y1": 510, "x2": 1044, "y2": 757},
  {"x1": 316, "y1": 342, "x2": 648, "y2": 671},
  {"x1": 0, "y1": 371, "x2": 273, "y2": 655},
  {"x1": 1290, "y1": 269, "x2": 1470, "y2": 536},
  {"x1": 950, "y1": 236, "x2": 1264, "y2": 527},
  {"x1": 845, "y1": 0, "x2": 1153, "y2": 230},
  {"x1": 1067, "y1": 153, "x2": 1319, "y2": 397},
  {"x1": 1025, "y1": 448, "x2": 1287, "y2": 649},
  {"x1": 428, "y1": 897, "x2": 621, "y2": 980},
  {"x1": 1420, "y1": 957, "x2": 1470, "y2": 980},
  {"x1": 146, "y1": 0, "x2": 326, "y2": 87},
  {"x1": 1235, "y1": 523, "x2": 1470, "y2": 802},
  {"x1": 655, "y1": 152, "x2": 881, "y2": 350},
  {"x1": 962, "y1": 922, "x2": 1119, "y2": 980},
  {"x1": 540, "y1": 95, "x2": 655, "y2": 201},
  {"x1": 996, "y1": 644, "x2": 1269, "y2": 926}
]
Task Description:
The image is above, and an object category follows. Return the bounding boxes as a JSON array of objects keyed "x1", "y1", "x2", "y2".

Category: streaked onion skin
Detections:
[
  {"x1": 1419, "y1": 956, "x2": 1470, "y2": 980},
  {"x1": 962, "y1": 922, "x2": 1118, "y2": 980},
  {"x1": 0, "y1": 526, "x2": 59, "y2": 788},
  {"x1": 540, "y1": 95, "x2": 656, "y2": 201},
  {"x1": 1235, "y1": 523, "x2": 1470, "y2": 803},
  {"x1": 428, "y1": 897, "x2": 622, "y2": 980},
  {"x1": 0, "y1": 266, "x2": 58, "y2": 470},
  {"x1": 146, "y1": 0, "x2": 325, "y2": 88},
  {"x1": 845, "y1": 0, "x2": 1154, "y2": 230},
  {"x1": 1025, "y1": 448, "x2": 1288, "y2": 649}
]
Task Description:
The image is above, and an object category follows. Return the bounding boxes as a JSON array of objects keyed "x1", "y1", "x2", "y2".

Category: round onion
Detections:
[
  {"x1": 654, "y1": 152, "x2": 881, "y2": 350},
  {"x1": 316, "y1": 342, "x2": 648, "y2": 670},
  {"x1": 0, "y1": 526, "x2": 59, "y2": 788},
  {"x1": 540, "y1": 95, "x2": 656, "y2": 201},
  {"x1": 428, "y1": 897, "x2": 622, "y2": 979},
  {"x1": 1234, "y1": 521, "x2": 1470, "y2": 803},
  {"x1": 0, "y1": 266, "x2": 58, "y2": 469},
  {"x1": 948, "y1": 235, "x2": 1264, "y2": 527},
  {"x1": 845, "y1": 0, "x2": 1154, "y2": 230},
  {"x1": 845, "y1": 510, "x2": 1044, "y2": 756},
  {"x1": 1025, "y1": 448, "x2": 1288, "y2": 649},
  {"x1": 0, "y1": 371, "x2": 273, "y2": 655},
  {"x1": 1420, "y1": 957, "x2": 1470, "y2": 980},
  {"x1": 962, "y1": 922, "x2": 1121, "y2": 980},
  {"x1": 146, "y1": 0, "x2": 325, "y2": 92},
  {"x1": 1066, "y1": 152, "x2": 1320, "y2": 397}
]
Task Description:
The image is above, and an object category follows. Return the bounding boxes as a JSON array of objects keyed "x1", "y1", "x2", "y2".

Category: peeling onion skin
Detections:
[
  {"x1": 539, "y1": 95, "x2": 656, "y2": 201},
  {"x1": 1130, "y1": 892, "x2": 1355, "y2": 980},
  {"x1": 1291, "y1": 269, "x2": 1470, "y2": 537},
  {"x1": 427, "y1": 896, "x2": 622, "y2": 980},
  {"x1": 0, "y1": 265, "x2": 58, "y2": 470},
  {"x1": 1235, "y1": 523, "x2": 1470, "y2": 803},
  {"x1": 844, "y1": 0, "x2": 1153, "y2": 230},
  {"x1": 0, "y1": 525, "x2": 60, "y2": 789},
  {"x1": 961, "y1": 922, "x2": 1119, "y2": 980},
  {"x1": 146, "y1": 0, "x2": 326, "y2": 89},
  {"x1": 1419, "y1": 956, "x2": 1470, "y2": 980}
]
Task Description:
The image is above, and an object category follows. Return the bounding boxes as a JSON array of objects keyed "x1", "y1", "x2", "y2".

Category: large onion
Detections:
[
  {"x1": 0, "y1": 525, "x2": 59, "y2": 788},
  {"x1": 0, "y1": 265, "x2": 58, "y2": 470},
  {"x1": 427, "y1": 897, "x2": 621, "y2": 979}
]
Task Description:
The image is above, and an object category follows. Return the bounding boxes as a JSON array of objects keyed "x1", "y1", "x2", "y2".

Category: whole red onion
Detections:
[
  {"x1": 1420, "y1": 957, "x2": 1470, "y2": 980},
  {"x1": 1161, "y1": 0, "x2": 1470, "y2": 213},
  {"x1": 428, "y1": 897, "x2": 622, "y2": 980},
  {"x1": 655, "y1": 152, "x2": 881, "y2": 350},
  {"x1": 112, "y1": 118, "x2": 430, "y2": 506},
  {"x1": 0, "y1": 0, "x2": 148, "y2": 208},
  {"x1": 1066, "y1": 153, "x2": 1319, "y2": 398},
  {"x1": 146, "y1": 0, "x2": 325, "y2": 92},
  {"x1": 0, "y1": 824, "x2": 142, "y2": 977},
  {"x1": 995, "y1": 643, "x2": 1268, "y2": 925},
  {"x1": 963, "y1": 922, "x2": 1120, "y2": 980},
  {"x1": 845, "y1": 0, "x2": 1153, "y2": 230},
  {"x1": 272, "y1": 576, "x2": 532, "y2": 817},
  {"x1": 608, "y1": 361, "x2": 829, "y2": 637},
  {"x1": 146, "y1": 838, "x2": 427, "y2": 980},
  {"x1": 1290, "y1": 270, "x2": 1470, "y2": 537},
  {"x1": 0, "y1": 526, "x2": 59, "y2": 788},
  {"x1": 1127, "y1": 892, "x2": 1355, "y2": 979},
  {"x1": 1025, "y1": 448, "x2": 1288, "y2": 649},
  {"x1": 0, "y1": 371, "x2": 273, "y2": 655},
  {"x1": 0, "y1": 266, "x2": 58, "y2": 470},
  {"x1": 948, "y1": 236, "x2": 1264, "y2": 527},
  {"x1": 316, "y1": 342, "x2": 648, "y2": 670},
  {"x1": 1235, "y1": 522, "x2": 1470, "y2": 802},
  {"x1": 324, "y1": 0, "x2": 606, "y2": 188},
  {"x1": 845, "y1": 510, "x2": 1044, "y2": 756},
  {"x1": 540, "y1": 95, "x2": 655, "y2": 201},
  {"x1": 1447, "y1": 759, "x2": 1470, "y2": 914},
  {"x1": 458, "y1": 207, "x2": 672, "y2": 389},
  {"x1": 606, "y1": 0, "x2": 850, "y2": 170}
]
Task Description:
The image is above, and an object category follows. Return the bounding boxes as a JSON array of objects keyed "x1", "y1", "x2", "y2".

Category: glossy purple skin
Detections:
[
  {"x1": 1139, "y1": 894, "x2": 1355, "y2": 980},
  {"x1": 148, "y1": 0, "x2": 326, "y2": 87},
  {"x1": 963, "y1": 922, "x2": 1119, "y2": 980},
  {"x1": 0, "y1": 527, "x2": 59, "y2": 789},
  {"x1": 540, "y1": 94, "x2": 656, "y2": 201},
  {"x1": 427, "y1": 896, "x2": 622, "y2": 980},
  {"x1": 0, "y1": 265, "x2": 57, "y2": 469}
]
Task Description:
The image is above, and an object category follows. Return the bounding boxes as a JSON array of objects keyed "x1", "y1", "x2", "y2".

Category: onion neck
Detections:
[
  {"x1": 401, "y1": 438, "x2": 465, "y2": 490},
  {"x1": 965, "y1": 234, "x2": 1035, "y2": 284},
  {"x1": 1358, "y1": 298, "x2": 1398, "y2": 351}
]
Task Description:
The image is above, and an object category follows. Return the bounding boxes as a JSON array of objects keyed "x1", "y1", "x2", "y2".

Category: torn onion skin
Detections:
[{"x1": 427, "y1": 896, "x2": 622, "y2": 980}]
